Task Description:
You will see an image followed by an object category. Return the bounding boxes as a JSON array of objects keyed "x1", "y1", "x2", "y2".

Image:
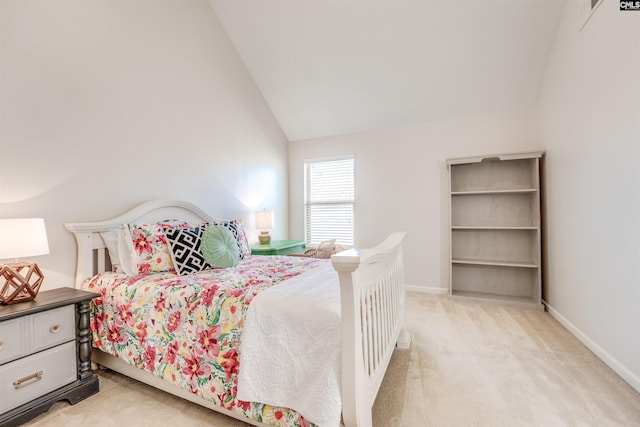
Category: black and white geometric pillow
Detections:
[{"x1": 163, "y1": 224, "x2": 212, "y2": 275}]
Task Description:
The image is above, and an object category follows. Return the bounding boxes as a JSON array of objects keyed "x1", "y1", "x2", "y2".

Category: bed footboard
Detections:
[{"x1": 331, "y1": 232, "x2": 409, "y2": 427}]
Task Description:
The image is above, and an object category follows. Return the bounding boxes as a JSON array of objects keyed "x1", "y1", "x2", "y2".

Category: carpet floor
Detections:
[{"x1": 22, "y1": 293, "x2": 640, "y2": 426}]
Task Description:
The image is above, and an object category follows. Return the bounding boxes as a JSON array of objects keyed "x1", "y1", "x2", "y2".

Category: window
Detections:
[{"x1": 304, "y1": 156, "x2": 354, "y2": 246}]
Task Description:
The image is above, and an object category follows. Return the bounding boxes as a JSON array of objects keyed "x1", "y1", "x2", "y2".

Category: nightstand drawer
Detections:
[
  {"x1": 0, "y1": 318, "x2": 24, "y2": 365},
  {"x1": 32, "y1": 305, "x2": 75, "y2": 353},
  {"x1": 0, "y1": 341, "x2": 77, "y2": 413}
]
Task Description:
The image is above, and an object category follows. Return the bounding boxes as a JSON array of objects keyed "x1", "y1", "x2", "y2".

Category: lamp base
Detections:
[
  {"x1": 258, "y1": 231, "x2": 271, "y2": 245},
  {"x1": 0, "y1": 262, "x2": 44, "y2": 305}
]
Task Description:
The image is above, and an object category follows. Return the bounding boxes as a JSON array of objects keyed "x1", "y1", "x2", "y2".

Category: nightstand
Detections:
[
  {"x1": 0, "y1": 287, "x2": 100, "y2": 427},
  {"x1": 251, "y1": 240, "x2": 306, "y2": 256}
]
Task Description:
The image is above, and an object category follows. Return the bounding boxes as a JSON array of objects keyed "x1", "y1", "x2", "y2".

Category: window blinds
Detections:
[{"x1": 304, "y1": 157, "x2": 355, "y2": 246}]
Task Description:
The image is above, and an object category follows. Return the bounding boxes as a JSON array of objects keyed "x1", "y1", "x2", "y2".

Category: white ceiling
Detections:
[{"x1": 210, "y1": 0, "x2": 565, "y2": 142}]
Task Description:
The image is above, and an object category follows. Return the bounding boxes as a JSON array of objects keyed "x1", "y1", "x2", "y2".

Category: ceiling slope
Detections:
[{"x1": 211, "y1": 0, "x2": 565, "y2": 142}]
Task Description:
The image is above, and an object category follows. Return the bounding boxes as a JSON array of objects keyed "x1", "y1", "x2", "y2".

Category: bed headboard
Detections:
[{"x1": 64, "y1": 200, "x2": 216, "y2": 288}]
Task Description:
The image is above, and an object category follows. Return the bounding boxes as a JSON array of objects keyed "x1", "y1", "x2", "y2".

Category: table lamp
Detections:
[
  {"x1": 255, "y1": 210, "x2": 274, "y2": 244},
  {"x1": 0, "y1": 218, "x2": 50, "y2": 304}
]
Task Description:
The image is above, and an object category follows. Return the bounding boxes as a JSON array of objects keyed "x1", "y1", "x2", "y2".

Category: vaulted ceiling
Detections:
[{"x1": 210, "y1": 0, "x2": 565, "y2": 142}]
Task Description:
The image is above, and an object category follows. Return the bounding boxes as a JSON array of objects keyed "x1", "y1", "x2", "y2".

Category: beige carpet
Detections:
[{"x1": 23, "y1": 293, "x2": 640, "y2": 426}]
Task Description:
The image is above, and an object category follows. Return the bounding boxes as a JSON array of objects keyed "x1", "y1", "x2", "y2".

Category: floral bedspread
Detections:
[{"x1": 82, "y1": 255, "x2": 323, "y2": 426}]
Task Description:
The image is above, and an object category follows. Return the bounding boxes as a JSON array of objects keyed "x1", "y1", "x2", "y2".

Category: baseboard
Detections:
[
  {"x1": 544, "y1": 300, "x2": 640, "y2": 394},
  {"x1": 406, "y1": 285, "x2": 448, "y2": 295}
]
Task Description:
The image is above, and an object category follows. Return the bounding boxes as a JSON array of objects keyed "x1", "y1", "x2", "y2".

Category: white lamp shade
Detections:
[
  {"x1": 0, "y1": 218, "x2": 50, "y2": 260},
  {"x1": 255, "y1": 210, "x2": 274, "y2": 230}
]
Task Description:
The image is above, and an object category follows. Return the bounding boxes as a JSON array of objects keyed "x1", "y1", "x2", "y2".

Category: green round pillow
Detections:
[{"x1": 201, "y1": 225, "x2": 240, "y2": 268}]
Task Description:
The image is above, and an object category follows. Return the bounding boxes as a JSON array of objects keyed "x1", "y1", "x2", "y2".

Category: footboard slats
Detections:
[
  {"x1": 361, "y1": 267, "x2": 400, "y2": 378},
  {"x1": 332, "y1": 232, "x2": 408, "y2": 427},
  {"x1": 362, "y1": 289, "x2": 371, "y2": 376}
]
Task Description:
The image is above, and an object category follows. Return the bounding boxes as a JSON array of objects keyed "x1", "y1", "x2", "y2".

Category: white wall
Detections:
[
  {"x1": 536, "y1": 0, "x2": 640, "y2": 390},
  {"x1": 0, "y1": 0, "x2": 288, "y2": 289},
  {"x1": 289, "y1": 110, "x2": 539, "y2": 291}
]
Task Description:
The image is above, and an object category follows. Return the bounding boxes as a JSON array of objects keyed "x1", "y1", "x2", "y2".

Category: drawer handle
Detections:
[
  {"x1": 13, "y1": 371, "x2": 43, "y2": 390},
  {"x1": 50, "y1": 324, "x2": 61, "y2": 333},
  {"x1": 0, "y1": 341, "x2": 4, "y2": 350}
]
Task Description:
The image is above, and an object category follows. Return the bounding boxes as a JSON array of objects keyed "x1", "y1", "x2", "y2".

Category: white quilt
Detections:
[{"x1": 237, "y1": 260, "x2": 342, "y2": 427}]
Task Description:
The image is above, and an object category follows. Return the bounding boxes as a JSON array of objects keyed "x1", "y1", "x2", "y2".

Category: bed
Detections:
[{"x1": 64, "y1": 200, "x2": 409, "y2": 427}]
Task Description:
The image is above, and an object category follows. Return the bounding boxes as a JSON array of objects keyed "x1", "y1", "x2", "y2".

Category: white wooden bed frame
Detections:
[{"x1": 65, "y1": 200, "x2": 409, "y2": 427}]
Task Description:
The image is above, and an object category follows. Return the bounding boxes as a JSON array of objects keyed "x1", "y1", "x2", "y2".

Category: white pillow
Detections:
[{"x1": 100, "y1": 226, "x2": 137, "y2": 276}]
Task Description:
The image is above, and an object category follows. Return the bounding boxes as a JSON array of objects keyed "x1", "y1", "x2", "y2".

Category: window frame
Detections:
[{"x1": 303, "y1": 155, "x2": 355, "y2": 246}]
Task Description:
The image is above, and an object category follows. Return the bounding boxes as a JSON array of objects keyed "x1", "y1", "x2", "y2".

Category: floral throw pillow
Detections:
[
  {"x1": 235, "y1": 220, "x2": 251, "y2": 257},
  {"x1": 128, "y1": 222, "x2": 188, "y2": 275}
]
